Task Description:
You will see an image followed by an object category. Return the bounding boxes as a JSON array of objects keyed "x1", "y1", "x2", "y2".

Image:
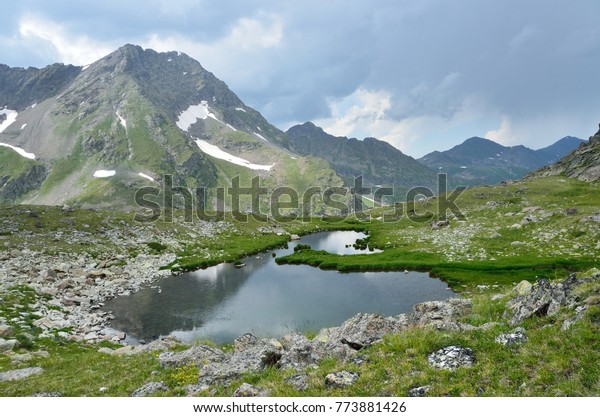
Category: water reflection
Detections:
[{"x1": 102, "y1": 231, "x2": 454, "y2": 344}]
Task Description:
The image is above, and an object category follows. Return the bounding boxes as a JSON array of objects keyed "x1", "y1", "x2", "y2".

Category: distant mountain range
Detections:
[
  {"x1": 0, "y1": 44, "x2": 592, "y2": 209},
  {"x1": 286, "y1": 122, "x2": 437, "y2": 201},
  {"x1": 418, "y1": 136, "x2": 585, "y2": 187}
]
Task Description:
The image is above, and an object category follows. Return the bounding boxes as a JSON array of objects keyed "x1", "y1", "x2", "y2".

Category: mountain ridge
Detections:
[
  {"x1": 286, "y1": 121, "x2": 438, "y2": 201},
  {"x1": 418, "y1": 135, "x2": 585, "y2": 187}
]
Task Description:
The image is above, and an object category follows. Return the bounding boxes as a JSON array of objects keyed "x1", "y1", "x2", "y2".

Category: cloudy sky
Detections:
[{"x1": 1, "y1": 0, "x2": 599, "y2": 157}]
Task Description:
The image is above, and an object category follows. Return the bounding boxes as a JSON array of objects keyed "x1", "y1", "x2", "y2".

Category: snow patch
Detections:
[
  {"x1": 167, "y1": 58, "x2": 172, "y2": 62},
  {"x1": 138, "y1": 172, "x2": 155, "y2": 182},
  {"x1": 183, "y1": 72, "x2": 188, "y2": 75},
  {"x1": 30, "y1": 103, "x2": 37, "y2": 109},
  {"x1": 116, "y1": 111, "x2": 127, "y2": 129},
  {"x1": 256, "y1": 126, "x2": 262, "y2": 131},
  {"x1": 195, "y1": 139, "x2": 274, "y2": 171},
  {"x1": 93, "y1": 170, "x2": 116, "y2": 178},
  {"x1": 0, "y1": 143, "x2": 36, "y2": 160},
  {"x1": 21, "y1": 124, "x2": 27, "y2": 130},
  {"x1": 254, "y1": 132, "x2": 268, "y2": 142},
  {"x1": 460, "y1": 166, "x2": 467, "y2": 169},
  {"x1": 235, "y1": 107, "x2": 246, "y2": 113},
  {"x1": 177, "y1": 52, "x2": 182, "y2": 56},
  {"x1": 176, "y1": 102, "x2": 219, "y2": 131},
  {"x1": 291, "y1": 156, "x2": 298, "y2": 160},
  {"x1": 226, "y1": 124, "x2": 237, "y2": 132},
  {"x1": 0, "y1": 108, "x2": 18, "y2": 133}
]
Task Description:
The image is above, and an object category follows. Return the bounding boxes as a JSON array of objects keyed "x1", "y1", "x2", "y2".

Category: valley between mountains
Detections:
[{"x1": 0, "y1": 45, "x2": 599, "y2": 397}]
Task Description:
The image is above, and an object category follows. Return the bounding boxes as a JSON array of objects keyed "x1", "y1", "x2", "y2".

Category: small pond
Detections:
[{"x1": 102, "y1": 231, "x2": 454, "y2": 344}]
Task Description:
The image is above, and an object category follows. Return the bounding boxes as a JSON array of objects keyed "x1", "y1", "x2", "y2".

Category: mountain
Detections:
[
  {"x1": 418, "y1": 136, "x2": 585, "y2": 187},
  {"x1": 0, "y1": 45, "x2": 343, "y2": 210},
  {"x1": 286, "y1": 122, "x2": 438, "y2": 201},
  {"x1": 530, "y1": 125, "x2": 600, "y2": 182}
]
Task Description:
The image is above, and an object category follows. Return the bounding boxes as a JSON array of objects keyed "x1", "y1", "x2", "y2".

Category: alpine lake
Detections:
[{"x1": 102, "y1": 231, "x2": 455, "y2": 344}]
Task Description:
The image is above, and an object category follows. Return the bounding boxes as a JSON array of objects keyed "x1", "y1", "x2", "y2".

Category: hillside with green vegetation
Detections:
[{"x1": 1, "y1": 170, "x2": 599, "y2": 396}]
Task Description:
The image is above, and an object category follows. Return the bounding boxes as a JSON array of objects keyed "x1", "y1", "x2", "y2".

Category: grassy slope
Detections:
[{"x1": 1, "y1": 174, "x2": 599, "y2": 396}]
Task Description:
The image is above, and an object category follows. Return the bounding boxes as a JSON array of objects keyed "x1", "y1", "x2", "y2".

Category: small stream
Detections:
[{"x1": 102, "y1": 231, "x2": 454, "y2": 344}]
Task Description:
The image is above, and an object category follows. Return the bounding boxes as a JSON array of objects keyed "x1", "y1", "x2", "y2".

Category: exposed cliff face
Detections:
[
  {"x1": 0, "y1": 149, "x2": 47, "y2": 203},
  {"x1": 530, "y1": 124, "x2": 600, "y2": 182}
]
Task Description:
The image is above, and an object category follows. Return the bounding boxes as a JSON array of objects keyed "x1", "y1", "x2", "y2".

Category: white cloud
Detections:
[
  {"x1": 18, "y1": 15, "x2": 115, "y2": 65},
  {"x1": 143, "y1": 13, "x2": 283, "y2": 89}
]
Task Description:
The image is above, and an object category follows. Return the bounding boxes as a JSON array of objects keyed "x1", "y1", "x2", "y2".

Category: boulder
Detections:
[
  {"x1": 131, "y1": 381, "x2": 169, "y2": 397},
  {"x1": 325, "y1": 371, "x2": 359, "y2": 388},
  {"x1": 232, "y1": 382, "x2": 270, "y2": 397},
  {"x1": 284, "y1": 374, "x2": 309, "y2": 392},
  {"x1": 198, "y1": 335, "x2": 283, "y2": 386},
  {"x1": 513, "y1": 280, "x2": 533, "y2": 296},
  {"x1": 0, "y1": 367, "x2": 44, "y2": 382},
  {"x1": 495, "y1": 328, "x2": 527, "y2": 347},
  {"x1": 316, "y1": 313, "x2": 408, "y2": 350},
  {"x1": 0, "y1": 338, "x2": 19, "y2": 353},
  {"x1": 158, "y1": 344, "x2": 227, "y2": 369},
  {"x1": 278, "y1": 332, "x2": 326, "y2": 371},
  {"x1": 428, "y1": 346, "x2": 475, "y2": 370},
  {"x1": 408, "y1": 385, "x2": 431, "y2": 397},
  {"x1": 410, "y1": 298, "x2": 471, "y2": 328},
  {"x1": 0, "y1": 324, "x2": 15, "y2": 338}
]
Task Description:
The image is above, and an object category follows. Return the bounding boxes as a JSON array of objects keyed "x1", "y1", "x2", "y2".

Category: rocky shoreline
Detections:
[
  {"x1": 0, "y1": 249, "x2": 176, "y2": 343},
  {"x1": 1, "y1": 244, "x2": 598, "y2": 396}
]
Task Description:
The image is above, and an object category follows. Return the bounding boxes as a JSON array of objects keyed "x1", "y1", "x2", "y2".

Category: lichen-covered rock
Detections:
[
  {"x1": 158, "y1": 344, "x2": 227, "y2": 369},
  {"x1": 0, "y1": 338, "x2": 19, "y2": 353},
  {"x1": 410, "y1": 298, "x2": 471, "y2": 328},
  {"x1": 316, "y1": 312, "x2": 408, "y2": 350},
  {"x1": 495, "y1": 328, "x2": 527, "y2": 347},
  {"x1": 428, "y1": 346, "x2": 475, "y2": 370},
  {"x1": 278, "y1": 332, "x2": 326, "y2": 371},
  {"x1": 233, "y1": 382, "x2": 270, "y2": 397},
  {"x1": 0, "y1": 367, "x2": 44, "y2": 382},
  {"x1": 131, "y1": 381, "x2": 169, "y2": 397},
  {"x1": 325, "y1": 371, "x2": 359, "y2": 388},
  {"x1": 408, "y1": 385, "x2": 431, "y2": 397},
  {"x1": 285, "y1": 374, "x2": 309, "y2": 391},
  {"x1": 198, "y1": 335, "x2": 283, "y2": 386}
]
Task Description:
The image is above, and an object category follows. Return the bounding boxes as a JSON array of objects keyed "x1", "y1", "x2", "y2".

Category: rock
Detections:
[
  {"x1": 290, "y1": 234, "x2": 301, "y2": 241},
  {"x1": 428, "y1": 346, "x2": 475, "y2": 370},
  {"x1": 284, "y1": 374, "x2": 309, "y2": 392},
  {"x1": 325, "y1": 371, "x2": 359, "y2": 388},
  {"x1": 131, "y1": 381, "x2": 169, "y2": 397},
  {"x1": 316, "y1": 312, "x2": 408, "y2": 350},
  {"x1": 31, "y1": 392, "x2": 62, "y2": 397},
  {"x1": 0, "y1": 324, "x2": 15, "y2": 338},
  {"x1": 514, "y1": 280, "x2": 533, "y2": 296},
  {"x1": 0, "y1": 338, "x2": 19, "y2": 353},
  {"x1": 495, "y1": 328, "x2": 527, "y2": 347},
  {"x1": 408, "y1": 385, "x2": 431, "y2": 397},
  {"x1": 11, "y1": 353, "x2": 34, "y2": 363},
  {"x1": 522, "y1": 206, "x2": 542, "y2": 213},
  {"x1": 279, "y1": 333, "x2": 326, "y2": 371},
  {"x1": 0, "y1": 367, "x2": 44, "y2": 382},
  {"x1": 431, "y1": 220, "x2": 450, "y2": 230},
  {"x1": 410, "y1": 298, "x2": 471, "y2": 328},
  {"x1": 564, "y1": 208, "x2": 578, "y2": 215},
  {"x1": 521, "y1": 216, "x2": 538, "y2": 225},
  {"x1": 508, "y1": 275, "x2": 585, "y2": 325},
  {"x1": 233, "y1": 382, "x2": 270, "y2": 397},
  {"x1": 490, "y1": 232, "x2": 502, "y2": 238},
  {"x1": 198, "y1": 336, "x2": 283, "y2": 386},
  {"x1": 159, "y1": 344, "x2": 227, "y2": 369}
]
